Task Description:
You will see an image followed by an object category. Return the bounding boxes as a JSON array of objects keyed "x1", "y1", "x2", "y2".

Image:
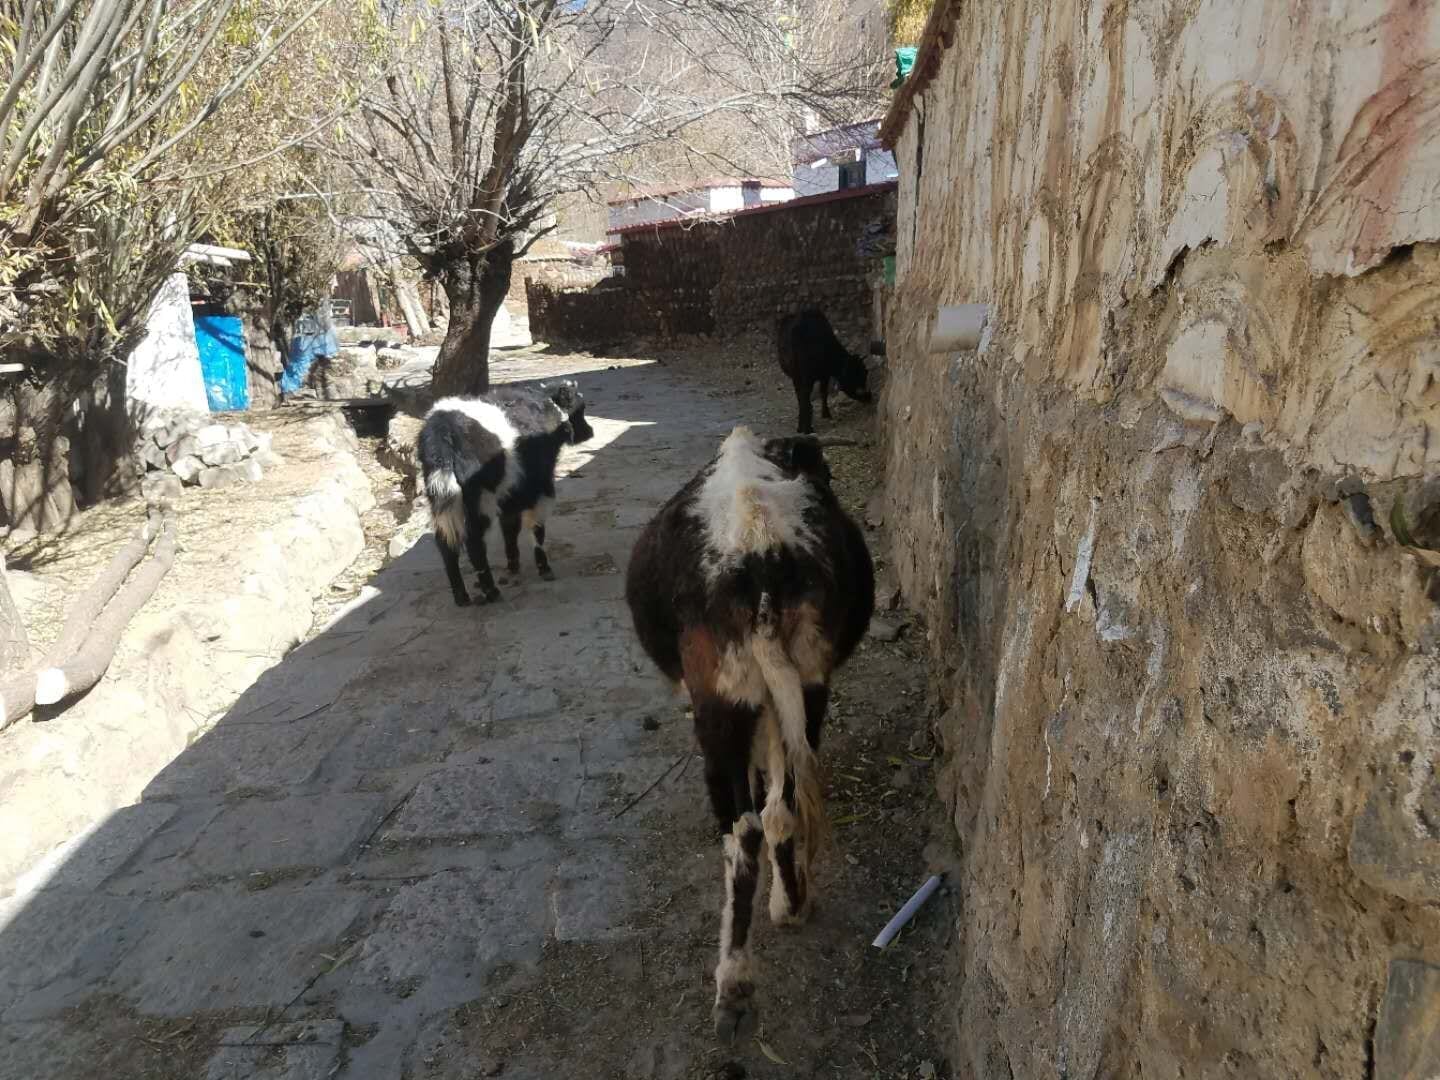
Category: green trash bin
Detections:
[
  {"x1": 883, "y1": 256, "x2": 896, "y2": 286},
  {"x1": 890, "y1": 47, "x2": 917, "y2": 89}
]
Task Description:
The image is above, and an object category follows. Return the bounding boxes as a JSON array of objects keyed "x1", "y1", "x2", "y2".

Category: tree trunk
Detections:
[
  {"x1": 431, "y1": 241, "x2": 514, "y2": 398},
  {"x1": 1, "y1": 382, "x2": 79, "y2": 536},
  {"x1": 34, "y1": 523, "x2": 177, "y2": 707},
  {"x1": 387, "y1": 259, "x2": 430, "y2": 338}
]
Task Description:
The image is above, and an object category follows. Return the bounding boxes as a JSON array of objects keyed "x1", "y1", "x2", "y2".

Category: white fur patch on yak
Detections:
[
  {"x1": 696, "y1": 427, "x2": 817, "y2": 572},
  {"x1": 426, "y1": 396, "x2": 526, "y2": 505},
  {"x1": 428, "y1": 479, "x2": 465, "y2": 548},
  {"x1": 428, "y1": 396, "x2": 521, "y2": 448}
]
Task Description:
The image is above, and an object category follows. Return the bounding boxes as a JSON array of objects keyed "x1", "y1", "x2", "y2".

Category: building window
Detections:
[{"x1": 837, "y1": 159, "x2": 866, "y2": 190}]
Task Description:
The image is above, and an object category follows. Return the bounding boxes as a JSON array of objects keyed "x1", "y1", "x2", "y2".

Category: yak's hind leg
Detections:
[
  {"x1": 761, "y1": 696, "x2": 821, "y2": 926},
  {"x1": 500, "y1": 512, "x2": 522, "y2": 576},
  {"x1": 435, "y1": 534, "x2": 470, "y2": 607},
  {"x1": 793, "y1": 376, "x2": 815, "y2": 435},
  {"x1": 463, "y1": 508, "x2": 501, "y2": 603},
  {"x1": 695, "y1": 697, "x2": 764, "y2": 1042},
  {"x1": 522, "y1": 498, "x2": 554, "y2": 580}
]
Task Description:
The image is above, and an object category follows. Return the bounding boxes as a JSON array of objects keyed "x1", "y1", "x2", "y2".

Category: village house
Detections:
[
  {"x1": 790, "y1": 118, "x2": 898, "y2": 197},
  {"x1": 605, "y1": 177, "x2": 793, "y2": 239}
]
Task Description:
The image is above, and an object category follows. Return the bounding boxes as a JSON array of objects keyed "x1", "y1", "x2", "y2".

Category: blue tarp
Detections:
[
  {"x1": 194, "y1": 313, "x2": 250, "y2": 412},
  {"x1": 279, "y1": 313, "x2": 339, "y2": 395}
]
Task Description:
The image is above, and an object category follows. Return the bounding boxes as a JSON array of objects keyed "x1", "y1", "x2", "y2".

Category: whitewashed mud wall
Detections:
[
  {"x1": 127, "y1": 273, "x2": 209, "y2": 415},
  {"x1": 881, "y1": 2, "x2": 1440, "y2": 1077}
]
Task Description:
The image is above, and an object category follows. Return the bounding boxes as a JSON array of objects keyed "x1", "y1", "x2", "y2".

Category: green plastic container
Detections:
[{"x1": 890, "y1": 47, "x2": 917, "y2": 89}]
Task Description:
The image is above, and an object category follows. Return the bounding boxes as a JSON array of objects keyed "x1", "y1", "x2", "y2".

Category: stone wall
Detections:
[
  {"x1": 879, "y1": 2, "x2": 1440, "y2": 1078},
  {"x1": 528, "y1": 184, "x2": 895, "y2": 345},
  {"x1": 509, "y1": 258, "x2": 606, "y2": 318}
]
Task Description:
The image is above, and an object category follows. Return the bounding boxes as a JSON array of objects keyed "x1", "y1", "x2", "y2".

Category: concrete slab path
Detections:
[{"x1": 0, "y1": 357, "x2": 748, "y2": 1078}]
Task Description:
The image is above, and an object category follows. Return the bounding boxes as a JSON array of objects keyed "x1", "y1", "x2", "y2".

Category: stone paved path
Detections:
[{"x1": 0, "y1": 358, "x2": 749, "y2": 1078}]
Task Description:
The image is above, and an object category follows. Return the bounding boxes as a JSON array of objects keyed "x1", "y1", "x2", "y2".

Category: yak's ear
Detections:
[{"x1": 763, "y1": 435, "x2": 830, "y2": 483}]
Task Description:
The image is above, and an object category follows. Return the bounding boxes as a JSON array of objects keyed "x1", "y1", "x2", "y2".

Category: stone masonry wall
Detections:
[
  {"x1": 880, "y1": 2, "x2": 1440, "y2": 1078},
  {"x1": 528, "y1": 184, "x2": 895, "y2": 345}
]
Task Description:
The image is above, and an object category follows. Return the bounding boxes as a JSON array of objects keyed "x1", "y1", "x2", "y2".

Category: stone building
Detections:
[{"x1": 877, "y1": 1, "x2": 1440, "y2": 1077}]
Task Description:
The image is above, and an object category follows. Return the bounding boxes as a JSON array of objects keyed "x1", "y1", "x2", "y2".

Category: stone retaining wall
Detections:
[{"x1": 0, "y1": 413, "x2": 374, "y2": 894}]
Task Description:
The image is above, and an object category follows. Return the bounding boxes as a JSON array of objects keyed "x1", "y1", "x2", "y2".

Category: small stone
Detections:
[
  {"x1": 194, "y1": 423, "x2": 229, "y2": 449},
  {"x1": 254, "y1": 450, "x2": 285, "y2": 470},
  {"x1": 642, "y1": 715, "x2": 661, "y2": 732},
  {"x1": 141, "y1": 473, "x2": 183, "y2": 505},
  {"x1": 229, "y1": 425, "x2": 260, "y2": 453},
  {"x1": 869, "y1": 617, "x2": 906, "y2": 642},
  {"x1": 240, "y1": 458, "x2": 263, "y2": 483},
  {"x1": 198, "y1": 465, "x2": 239, "y2": 490},
  {"x1": 1349, "y1": 776, "x2": 1440, "y2": 903},
  {"x1": 137, "y1": 439, "x2": 170, "y2": 472},
  {"x1": 890, "y1": 767, "x2": 914, "y2": 790},
  {"x1": 171, "y1": 455, "x2": 205, "y2": 484},
  {"x1": 1397, "y1": 477, "x2": 1440, "y2": 550},
  {"x1": 387, "y1": 533, "x2": 413, "y2": 559},
  {"x1": 907, "y1": 729, "x2": 928, "y2": 754},
  {"x1": 1336, "y1": 474, "x2": 1366, "y2": 498},
  {"x1": 841, "y1": 1012, "x2": 872, "y2": 1028},
  {"x1": 1376, "y1": 959, "x2": 1440, "y2": 1079},
  {"x1": 1341, "y1": 491, "x2": 1381, "y2": 544},
  {"x1": 918, "y1": 1062, "x2": 937, "y2": 1079},
  {"x1": 167, "y1": 434, "x2": 198, "y2": 464},
  {"x1": 200, "y1": 440, "x2": 246, "y2": 466}
]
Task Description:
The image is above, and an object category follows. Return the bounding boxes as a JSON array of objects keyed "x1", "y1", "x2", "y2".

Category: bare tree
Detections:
[
  {"x1": 331, "y1": 0, "x2": 882, "y2": 396},
  {"x1": 0, "y1": 1, "x2": 330, "y2": 363},
  {"x1": 0, "y1": 0, "x2": 333, "y2": 533}
]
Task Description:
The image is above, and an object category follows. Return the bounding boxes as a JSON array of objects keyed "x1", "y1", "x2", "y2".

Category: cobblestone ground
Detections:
[{"x1": 0, "y1": 352, "x2": 952, "y2": 1080}]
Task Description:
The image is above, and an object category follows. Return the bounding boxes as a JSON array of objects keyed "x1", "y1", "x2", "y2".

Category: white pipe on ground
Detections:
[
  {"x1": 872, "y1": 873, "x2": 944, "y2": 948},
  {"x1": 927, "y1": 304, "x2": 990, "y2": 353}
]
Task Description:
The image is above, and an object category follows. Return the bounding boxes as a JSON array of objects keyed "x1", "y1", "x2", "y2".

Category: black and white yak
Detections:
[
  {"x1": 624, "y1": 426, "x2": 874, "y2": 1040},
  {"x1": 418, "y1": 380, "x2": 594, "y2": 606},
  {"x1": 776, "y1": 308, "x2": 872, "y2": 434}
]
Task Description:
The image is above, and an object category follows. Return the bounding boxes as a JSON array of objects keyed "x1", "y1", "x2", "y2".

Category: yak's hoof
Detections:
[
  {"x1": 478, "y1": 587, "x2": 502, "y2": 604},
  {"x1": 771, "y1": 903, "x2": 812, "y2": 928},
  {"x1": 505, "y1": 561, "x2": 521, "y2": 575},
  {"x1": 452, "y1": 593, "x2": 472, "y2": 608},
  {"x1": 538, "y1": 566, "x2": 556, "y2": 581},
  {"x1": 712, "y1": 985, "x2": 757, "y2": 1043}
]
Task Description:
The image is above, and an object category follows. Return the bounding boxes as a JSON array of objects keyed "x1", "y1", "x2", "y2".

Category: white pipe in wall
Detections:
[{"x1": 928, "y1": 304, "x2": 990, "y2": 353}]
